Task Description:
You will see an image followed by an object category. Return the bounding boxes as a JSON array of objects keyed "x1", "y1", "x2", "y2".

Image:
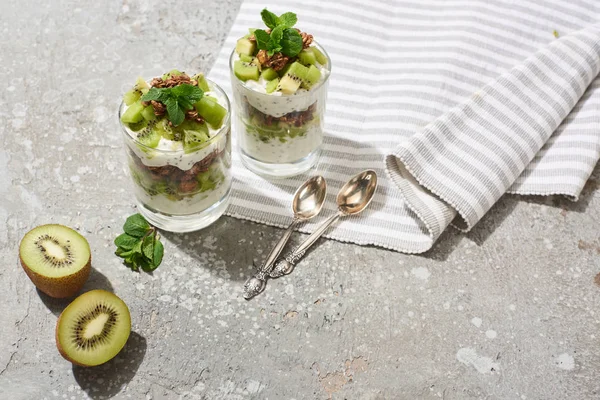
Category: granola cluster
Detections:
[
  {"x1": 132, "y1": 149, "x2": 222, "y2": 195},
  {"x1": 244, "y1": 98, "x2": 317, "y2": 128}
]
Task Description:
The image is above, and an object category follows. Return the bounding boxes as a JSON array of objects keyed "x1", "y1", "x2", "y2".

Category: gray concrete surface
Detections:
[{"x1": 1, "y1": 1, "x2": 600, "y2": 399}]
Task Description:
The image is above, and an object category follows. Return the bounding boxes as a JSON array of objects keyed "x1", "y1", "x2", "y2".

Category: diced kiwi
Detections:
[
  {"x1": 236, "y1": 38, "x2": 256, "y2": 56},
  {"x1": 234, "y1": 60, "x2": 259, "y2": 82},
  {"x1": 123, "y1": 90, "x2": 141, "y2": 106},
  {"x1": 266, "y1": 78, "x2": 279, "y2": 94},
  {"x1": 298, "y1": 48, "x2": 317, "y2": 66},
  {"x1": 311, "y1": 47, "x2": 327, "y2": 65},
  {"x1": 195, "y1": 97, "x2": 227, "y2": 129},
  {"x1": 277, "y1": 62, "x2": 308, "y2": 94},
  {"x1": 162, "y1": 69, "x2": 183, "y2": 79},
  {"x1": 127, "y1": 120, "x2": 148, "y2": 132},
  {"x1": 121, "y1": 101, "x2": 145, "y2": 124},
  {"x1": 153, "y1": 118, "x2": 175, "y2": 140},
  {"x1": 183, "y1": 123, "x2": 210, "y2": 153},
  {"x1": 135, "y1": 77, "x2": 149, "y2": 93},
  {"x1": 240, "y1": 54, "x2": 254, "y2": 63},
  {"x1": 136, "y1": 122, "x2": 161, "y2": 148},
  {"x1": 261, "y1": 68, "x2": 278, "y2": 81},
  {"x1": 204, "y1": 95, "x2": 218, "y2": 103},
  {"x1": 55, "y1": 290, "x2": 131, "y2": 367},
  {"x1": 141, "y1": 105, "x2": 156, "y2": 121},
  {"x1": 302, "y1": 65, "x2": 322, "y2": 89},
  {"x1": 19, "y1": 224, "x2": 91, "y2": 299},
  {"x1": 192, "y1": 73, "x2": 210, "y2": 92}
]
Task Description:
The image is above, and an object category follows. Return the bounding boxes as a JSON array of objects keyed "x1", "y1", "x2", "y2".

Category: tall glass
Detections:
[
  {"x1": 230, "y1": 42, "x2": 331, "y2": 178},
  {"x1": 119, "y1": 80, "x2": 232, "y2": 232}
]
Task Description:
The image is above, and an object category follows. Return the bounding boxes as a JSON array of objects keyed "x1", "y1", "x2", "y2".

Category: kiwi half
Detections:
[
  {"x1": 56, "y1": 290, "x2": 131, "y2": 367},
  {"x1": 19, "y1": 224, "x2": 91, "y2": 298}
]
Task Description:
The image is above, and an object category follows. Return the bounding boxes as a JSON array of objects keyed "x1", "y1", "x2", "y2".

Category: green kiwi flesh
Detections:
[
  {"x1": 277, "y1": 62, "x2": 308, "y2": 94},
  {"x1": 266, "y1": 78, "x2": 279, "y2": 94},
  {"x1": 235, "y1": 38, "x2": 256, "y2": 56},
  {"x1": 19, "y1": 224, "x2": 91, "y2": 298},
  {"x1": 56, "y1": 290, "x2": 131, "y2": 367},
  {"x1": 194, "y1": 97, "x2": 227, "y2": 129},
  {"x1": 136, "y1": 121, "x2": 160, "y2": 148},
  {"x1": 261, "y1": 68, "x2": 278, "y2": 81},
  {"x1": 121, "y1": 101, "x2": 145, "y2": 124},
  {"x1": 234, "y1": 60, "x2": 259, "y2": 81}
]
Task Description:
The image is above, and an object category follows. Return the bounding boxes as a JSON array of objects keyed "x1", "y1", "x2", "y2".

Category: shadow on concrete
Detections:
[
  {"x1": 73, "y1": 331, "x2": 147, "y2": 399},
  {"x1": 37, "y1": 268, "x2": 114, "y2": 316}
]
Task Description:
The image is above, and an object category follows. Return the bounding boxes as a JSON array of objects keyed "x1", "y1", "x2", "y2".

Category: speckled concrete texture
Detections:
[{"x1": 1, "y1": 1, "x2": 600, "y2": 399}]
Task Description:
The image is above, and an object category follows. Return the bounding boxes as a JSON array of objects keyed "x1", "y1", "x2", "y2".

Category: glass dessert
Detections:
[
  {"x1": 119, "y1": 71, "x2": 232, "y2": 232},
  {"x1": 229, "y1": 9, "x2": 331, "y2": 177}
]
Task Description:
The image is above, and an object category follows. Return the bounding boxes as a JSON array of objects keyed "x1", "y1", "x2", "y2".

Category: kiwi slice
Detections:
[
  {"x1": 266, "y1": 78, "x2": 279, "y2": 94},
  {"x1": 121, "y1": 101, "x2": 145, "y2": 124},
  {"x1": 19, "y1": 224, "x2": 91, "y2": 298},
  {"x1": 311, "y1": 47, "x2": 328, "y2": 65},
  {"x1": 234, "y1": 60, "x2": 259, "y2": 82},
  {"x1": 277, "y1": 62, "x2": 308, "y2": 94},
  {"x1": 261, "y1": 68, "x2": 278, "y2": 81},
  {"x1": 298, "y1": 48, "x2": 317, "y2": 66},
  {"x1": 136, "y1": 122, "x2": 160, "y2": 148},
  {"x1": 192, "y1": 73, "x2": 210, "y2": 92},
  {"x1": 302, "y1": 65, "x2": 322, "y2": 89},
  {"x1": 236, "y1": 38, "x2": 256, "y2": 56},
  {"x1": 123, "y1": 90, "x2": 141, "y2": 106},
  {"x1": 239, "y1": 54, "x2": 254, "y2": 63},
  {"x1": 141, "y1": 105, "x2": 156, "y2": 121},
  {"x1": 183, "y1": 123, "x2": 210, "y2": 153},
  {"x1": 55, "y1": 290, "x2": 131, "y2": 367},
  {"x1": 194, "y1": 97, "x2": 227, "y2": 129}
]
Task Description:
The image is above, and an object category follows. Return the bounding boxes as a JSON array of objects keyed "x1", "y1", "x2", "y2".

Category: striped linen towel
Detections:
[{"x1": 210, "y1": 0, "x2": 600, "y2": 253}]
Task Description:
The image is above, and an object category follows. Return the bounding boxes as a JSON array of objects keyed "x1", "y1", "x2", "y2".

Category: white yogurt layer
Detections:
[
  {"x1": 134, "y1": 178, "x2": 230, "y2": 215},
  {"x1": 124, "y1": 92, "x2": 228, "y2": 171},
  {"x1": 234, "y1": 69, "x2": 329, "y2": 118},
  {"x1": 240, "y1": 125, "x2": 322, "y2": 163}
]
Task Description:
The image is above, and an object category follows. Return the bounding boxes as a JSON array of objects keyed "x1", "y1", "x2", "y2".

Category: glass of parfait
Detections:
[
  {"x1": 119, "y1": 71, "x2": 232, "y2": 232},
  {"x1": 229, "y1": 21, "x2": 331, "y2": 178}
]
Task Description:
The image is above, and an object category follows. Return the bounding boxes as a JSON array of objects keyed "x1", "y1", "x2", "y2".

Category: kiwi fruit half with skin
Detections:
[
  {"x1": 56, "y1": 290, "x2": 131, "y2": 367},
  {"x1": 19, "y1": 224, "x2": 91, "y2": 298}
]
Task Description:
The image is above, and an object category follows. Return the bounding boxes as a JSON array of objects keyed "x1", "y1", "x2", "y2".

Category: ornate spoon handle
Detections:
[
  {"x1": 242, "y1": 218, "x2": 300, "y2": 299},
  {"x1": 270, "y1": 212, "x2": 342, "y2": 278}
]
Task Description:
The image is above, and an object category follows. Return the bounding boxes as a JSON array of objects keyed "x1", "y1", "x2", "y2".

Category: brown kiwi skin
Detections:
[{"x1": 20, "y1": 256, "x2": 91, "y2": 298}]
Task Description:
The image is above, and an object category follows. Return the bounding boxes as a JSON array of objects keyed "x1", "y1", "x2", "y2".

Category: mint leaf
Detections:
[
  {"x1": 142, "y1": 234, "x2": 154, "y2": 260},
  {"x1": 280, "y1": 28, "x2": 303, "y2": 57},
  {"x1": 261, "y1": 8, "x2": 279, "y2": 29},
  {"x1": 278, "y1": 12, "x2": 297, "y2": 28},
  {"x1": 114, "y1": 233, "x2": 139, "y2": 250},
  {"x1": 254, "y1": 29, "x2": 270, "y2": 50},
  {"x1": 165, "y1": 98, "x2": 185, "y2": 126},
  {"x1": 270, "y1": 25, "x2": 284, "y2": 43},
  {"x1": 153, "y1": 239, "x2": 164, "y2": 267},
  {"x1": 140, "y1": 87, "x2": 163, "y2": 102},
  {"x1": 123, "y1": 213, "x2": 150, "y2": 237},
  {"x1": 171, "y1": 84, "x2": 203, "y2": 103}
]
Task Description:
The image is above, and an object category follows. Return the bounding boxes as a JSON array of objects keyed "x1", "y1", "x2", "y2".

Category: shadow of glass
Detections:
[
  {"x1": 73, "y1": 331, "x2": 146, "y2": 399},
  {"x1": 37, "y1": 267, "x2": 114, "y2": 316}
]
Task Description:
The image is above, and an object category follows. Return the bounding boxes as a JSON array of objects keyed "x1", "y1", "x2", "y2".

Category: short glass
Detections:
[
  {"x1": 229, "y1": 42, "x2": 331, "y2": 178},
  {"x1": 119, "y1": 80, "x2": 232, "y2": 232}
]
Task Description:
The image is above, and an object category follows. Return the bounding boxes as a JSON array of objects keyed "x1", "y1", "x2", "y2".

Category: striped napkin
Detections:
[{"x1": 209, "y1": 0, "x2": 600, "y2": 253}]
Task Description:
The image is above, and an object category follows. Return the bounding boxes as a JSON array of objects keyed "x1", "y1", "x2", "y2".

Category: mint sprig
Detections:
[
  {"x1": 141, "y1": 84, "x2": 203, "y2": 126},
  {"x1": 255, "y1": 9, "x2": 303, "y2": 57},
  {"x1": 114, "y1": 213, "x2": 164, "y2": 272}
]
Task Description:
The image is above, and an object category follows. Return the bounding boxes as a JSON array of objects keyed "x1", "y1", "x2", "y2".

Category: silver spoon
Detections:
[
  {"x1": 270, "y1": 170, "x2": 377, "y2": 278},
  {"x1": 243, "y1": 175, "x2": 327, "y2": 299}
]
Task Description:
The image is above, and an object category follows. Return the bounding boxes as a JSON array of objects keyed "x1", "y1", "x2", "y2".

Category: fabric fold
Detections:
[
  {"x1": 209, "y1": 0, "x2": 600, "y2": 253},
  {"x1": 386, "y1": 24, "x2": 600, "y2": 236}
]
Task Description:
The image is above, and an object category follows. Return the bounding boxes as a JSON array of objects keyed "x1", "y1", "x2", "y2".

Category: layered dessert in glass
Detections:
[
  {"x1": 119, "y1": 71, "x2": 231, "y2": 232},
  {"x1": 229, "y1": 9, "x2": 331, "y2": 177}
]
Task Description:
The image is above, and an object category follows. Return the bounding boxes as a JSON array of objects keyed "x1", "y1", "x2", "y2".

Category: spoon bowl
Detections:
[
  {"x1": 294, "y1": 176, "x2": 327, "y2": 220},
  {"x1": 337, "y1": 170, "x2": 378, "y2": 215}
]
